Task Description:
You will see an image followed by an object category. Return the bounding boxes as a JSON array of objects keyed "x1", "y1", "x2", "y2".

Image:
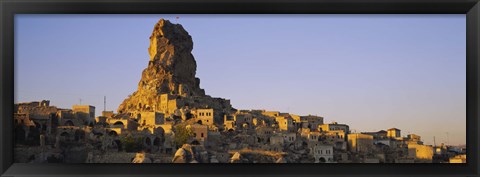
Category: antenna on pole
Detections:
[
  {"x1": 79, "y1": 98, "x2": 82, "y2": 105},
  {"x1": 446, "y1": 132, "x2": 449, "y2": 145},
  {"x1": 433, "y1": 136, "x2": 436, "y2": 147},
  {"x1": 104, "y1": 96, "x2": 106, "y2": 112}
]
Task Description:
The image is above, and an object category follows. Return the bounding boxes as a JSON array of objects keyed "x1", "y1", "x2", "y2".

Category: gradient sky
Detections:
[{"x1": 15, "y1": 14, "x2": 466, "y2": 146}]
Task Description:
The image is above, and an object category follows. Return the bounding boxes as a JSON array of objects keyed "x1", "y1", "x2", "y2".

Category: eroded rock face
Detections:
[
  {"x1": 172, "y1": 146, "x2": 191, "y2": 163},
  {"x1": 145, "y1": 19, "x2": 204, "y2": 96},
  {"x1": 118, "y1": 19, "x2": 207, "y2": 114}
]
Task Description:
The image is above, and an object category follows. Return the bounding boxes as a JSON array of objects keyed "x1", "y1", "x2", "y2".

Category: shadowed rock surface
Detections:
[{"x1": 117, "y1": 19, "x2": 232, "y2": 118}]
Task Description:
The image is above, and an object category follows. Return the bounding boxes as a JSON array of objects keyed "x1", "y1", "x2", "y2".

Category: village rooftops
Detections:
[{"x1": 388, "y1": 128, "x2": 400, "y2": 131}]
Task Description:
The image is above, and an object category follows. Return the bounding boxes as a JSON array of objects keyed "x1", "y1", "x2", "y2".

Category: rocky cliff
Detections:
[{"x1": 118, "y1": 19, "x2": 231, "y2": 117}]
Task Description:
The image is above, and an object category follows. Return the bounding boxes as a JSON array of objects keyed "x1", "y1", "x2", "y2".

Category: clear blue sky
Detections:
[{"x1": 15, "y1": 14, "x2": 466, "y2": 146}]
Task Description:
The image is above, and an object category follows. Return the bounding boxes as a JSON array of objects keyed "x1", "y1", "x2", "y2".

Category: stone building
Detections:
[
  {"x1": 187, "y1": 124, "x2": 208, "y2": 145},
  {"x1": 449, "y1": 154, "x2": 466, "y2": 163},
  {"x1": 323, "y1": 130, "x2": 346, "y2": 142},
  {"x1": 255, "y1": 126, "x2": 274, "y2": 143},
  {"x1": 387, "y1": 128, "x2": 401, "y2": 139},
  {"x1": 348, "y1": 133, "x2": 374, "y2": 153},
  {"x1": 362, "y1": 130, "x2": 388, "y2": 139},
  {"x1": 307, "y1": 131, "x2": 321, "y2": 142},
  {"x1": 136, "y1": 112, "x2": 166, "y2": 134},
  {"x1": 95, "y1": 116, "x2": 107, "y2": 125},
  {"x1": 318, "y1": 122, "x2": 349, "y2": 133},
  {"x1": 72, "y1": 105, "x2": 95, "y2": 126},
  {"x1": 57, "y1": 109, "x2": 82, "y2": 127},
  {"x1": 14, "y1": 113, "x2": 36, "y2": 144},
  {"x1": 223, "y1": 115, "x2": 236, "y2": 131},
  {"x1": 14, "y1": 113, "x2": 35, "y2": 127},
  {"x1": 282, "y1": 132, "x2": 297, "y2": 144},
  {"x1": 223, "y1": 112, "x2": 254, "y2": 131},
  {"x1": 275, "y1": 116, "x2": 294, "y2": 132},
  {"x1": 407, "y1": 143, "x2": 433, "y2": 163},
  {"x1": 138, "y1": 112, "x2": 165, "y2": 127},
  {"x1": 234, "y1": 112, "x2": 254, "y2": 129},
  {"x1": 102, "y1": 111, "x2": 114, "y2": 118},
  {"x1": 261, "y1": 111, "x2": 280, "y2": 117},
  {"x1": 160, "y1": 94, "x2": 181, "y2": 116},
  {"x1": 16, "y1": 100, "x2": 58, "y2": 131},
  {"x1": 407, "y1": 134, "x2": 421, "y2": 142},
  {"x1": 270, "y1": 135, "x2": 284, "y2": 146},
  {"x1": 107, "y1": 117, "x2": 129, "y2": 129},
  {"x1": 311, "y1": 144, "x2": 334, "y2": 163},
  {"x1": 322, "y1": 130, "x2": 347, "y2": 150},
  {"x1": 300, "y1": 115, "x2": 324, "y2": 130},
  {"x1": 195, "y1": 108, "x2": 214, "y2": 126}
]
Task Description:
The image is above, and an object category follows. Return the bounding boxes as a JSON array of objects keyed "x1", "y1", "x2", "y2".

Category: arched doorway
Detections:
[
  {"x1": 114, "y1": 121, "x2": 124, "y2": 126},
  {"x1": 108, "y1": 131, "x2": 118, "y2": 137},
  {"x1": 64, "y1": 120, "x2": 74, "y2": 126}
]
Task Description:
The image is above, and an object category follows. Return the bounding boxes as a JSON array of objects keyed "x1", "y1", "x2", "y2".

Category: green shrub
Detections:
[
  {"x1": 122, "y1": 136, "x2": 144, "y2": 152},
  {"x1": 174, "y1": 125, "x2": 193, "y2": 148}
]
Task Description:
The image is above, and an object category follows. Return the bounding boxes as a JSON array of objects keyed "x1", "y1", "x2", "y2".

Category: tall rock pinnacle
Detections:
[
  {"x1": 117, "y1": 19, "x2": 207, "y2": 114},
  {"x1": 146, "y1": 19, "x2": 203, "y2": 94}
]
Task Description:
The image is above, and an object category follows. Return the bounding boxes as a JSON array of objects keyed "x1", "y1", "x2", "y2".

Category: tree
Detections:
[
  {"x1": 174, "y1": 125, "x2": 193, "y2": 148},
  {"x1": 122, "y1": 136, "x2": 144, "y2": 152}
]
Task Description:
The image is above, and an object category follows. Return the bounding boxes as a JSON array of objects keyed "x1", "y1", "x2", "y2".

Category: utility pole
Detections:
[
  {"x1": 446, "y1": 132, "x2": 449, "y2": 145},
  {"x1": 104, "y1": 96, "x2": 106, "y2": 112},
  {"x1": 79, "y1": 98, "x2": 82, "y2": 105},
  {"x1": 433, "y1": 136, "x2": 436, "y2": 147}
]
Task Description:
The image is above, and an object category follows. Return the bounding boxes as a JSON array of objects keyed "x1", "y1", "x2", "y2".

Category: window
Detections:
[{"x1": 201, "y1": 133, "x2": 204, "y2": 138}]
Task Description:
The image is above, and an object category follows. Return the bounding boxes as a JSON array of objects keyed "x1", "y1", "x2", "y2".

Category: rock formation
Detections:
[
  {"x1": 276, "y1": 156, "x2": 287, "y2": 163},
  {"x1": 172, "y1": 144, "x2": 192, "y2": 163},
  {"x1": 132, "y1": 151, "x2": 152, "y2": 163},
  {"x1": 117, "y1": 19, "x2": 232, "y2": 118},
  {"x1": 230, "y1": 152, "x2": 243, "y2": 163}
]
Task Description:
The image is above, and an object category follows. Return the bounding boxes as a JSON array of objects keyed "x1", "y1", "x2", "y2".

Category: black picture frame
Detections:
[{"x1": 1, "y1": 0, "x2": 479, "y2": 176}]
